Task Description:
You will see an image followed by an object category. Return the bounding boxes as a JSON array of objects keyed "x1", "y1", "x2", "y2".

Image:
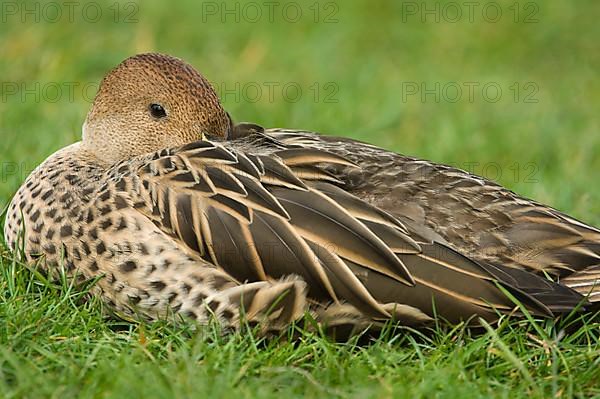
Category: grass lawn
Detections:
[{"x1": 1, "y1": 0, "x2": 599, "y2": 397}]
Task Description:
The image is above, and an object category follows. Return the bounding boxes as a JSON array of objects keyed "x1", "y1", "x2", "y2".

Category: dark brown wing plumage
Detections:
[
  {"x1": 127, "y1": 134, "x2": 586, "y2": 325},
  {"x1": 265, "y1": 129, "x2": 600, "y2": 304}
]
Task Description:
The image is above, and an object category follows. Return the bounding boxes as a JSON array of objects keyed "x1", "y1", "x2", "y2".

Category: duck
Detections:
[{"x1": 4, "y1": 53, "x2": 599, "y2": 336}]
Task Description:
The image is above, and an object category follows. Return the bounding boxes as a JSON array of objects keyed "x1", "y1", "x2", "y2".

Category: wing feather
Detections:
[
  {"x1": 127, "y1": 137, "x2": 581, "y2": 324},
  {"x1": 270, "y1": 186, "x2": 414, "y2": 286}
]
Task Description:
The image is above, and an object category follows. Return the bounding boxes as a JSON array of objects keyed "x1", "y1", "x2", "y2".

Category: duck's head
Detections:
[{"x1": 82, "y1": 53, "x2": 232, "y2": 165}]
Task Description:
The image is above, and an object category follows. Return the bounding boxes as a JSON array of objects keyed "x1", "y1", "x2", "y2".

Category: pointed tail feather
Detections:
[{"x1": 344, "y1": 242, "x2": 576, "y2": 323}]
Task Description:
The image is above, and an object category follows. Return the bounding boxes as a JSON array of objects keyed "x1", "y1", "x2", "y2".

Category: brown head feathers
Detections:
[{"x1": 82, "y1": 53, "x2": 232, "y2": 165}]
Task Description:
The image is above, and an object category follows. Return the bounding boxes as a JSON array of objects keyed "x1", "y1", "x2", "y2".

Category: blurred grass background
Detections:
[
  {"x1": 0, "y1": 0, "x2": 599, "y2": 397},
  {"x1": 1, "y1": 0, "x2": 599, "y2": 220}
]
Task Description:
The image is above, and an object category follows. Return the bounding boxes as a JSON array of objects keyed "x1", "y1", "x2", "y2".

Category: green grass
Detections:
[{"x1": 1, "y1": 0, "x2": 599, "y2": 397}]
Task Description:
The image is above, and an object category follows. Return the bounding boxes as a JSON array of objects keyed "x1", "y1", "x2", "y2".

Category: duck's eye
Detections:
[{"x1": 149, "y1": 103, "x2": 167, "y2": 119}]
